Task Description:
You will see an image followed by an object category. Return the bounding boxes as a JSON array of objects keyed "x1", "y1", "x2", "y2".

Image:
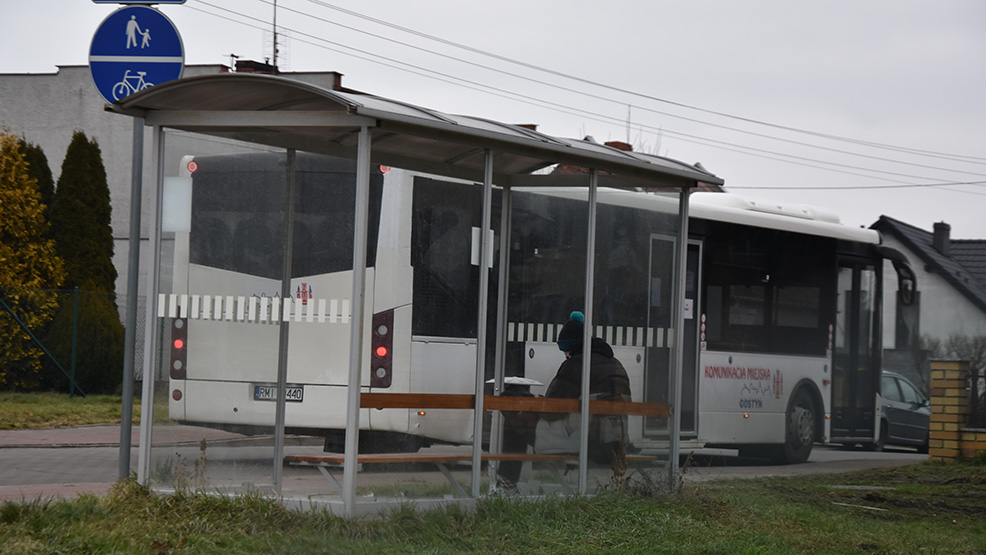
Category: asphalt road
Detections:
[
  {"x1": 679, "y1": 445, "x2": 928, "y2": 483},
  {"x1": 0, "y1": 425, "x2": 928, "y2": 501}
]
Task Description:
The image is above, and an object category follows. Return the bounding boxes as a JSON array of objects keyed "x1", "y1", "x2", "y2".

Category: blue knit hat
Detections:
[{"x1": 556, "y1": 311, "x2": 585, "y2": 352}]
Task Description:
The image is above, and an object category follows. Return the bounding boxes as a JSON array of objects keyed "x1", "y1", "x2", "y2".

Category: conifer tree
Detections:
[
  {"x1": 17, "y1": 138, "x2": 54, "y2": 217},
  {"x1": 45, "y1": 131, "x2": 124, "y2": 393},
  {"x1": 0, "y1": 130, "x2": 65, "y2": 389},
  {"x1": 49, "y1": 131, "x2": 117, "y2": 294}
]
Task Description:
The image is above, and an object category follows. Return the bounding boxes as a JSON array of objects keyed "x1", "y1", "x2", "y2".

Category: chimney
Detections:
[
  {"x1": 933, "y1": 221, "x2": 951, "y2": 256},
  {"x1": 604, "y1": 140, "x2": 633, "y2": 152},
  {"x1": 234, "y1": 59, "x2": 278, "y2": 74}
]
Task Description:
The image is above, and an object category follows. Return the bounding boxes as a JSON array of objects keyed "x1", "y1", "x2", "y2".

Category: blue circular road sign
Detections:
[{"x1": 89, "y1": 6, "x2": 184, "y2": 104}]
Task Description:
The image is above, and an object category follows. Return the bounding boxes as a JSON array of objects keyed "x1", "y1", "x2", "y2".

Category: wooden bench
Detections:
[
  {"x1": 360, "y1": 392, "x2": 670, "y2": 417},
  {"x1": 286, "y1": 393, "x2": 666, "y2": 497}
]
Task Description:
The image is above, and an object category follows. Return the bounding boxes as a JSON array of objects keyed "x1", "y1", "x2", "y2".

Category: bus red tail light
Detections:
[
  {"x1": 371, "y1": 310, "x2": 394, "y2": 388},
  {"x1": 171, "y1": 317, "x2": 187, "y2": 379}
]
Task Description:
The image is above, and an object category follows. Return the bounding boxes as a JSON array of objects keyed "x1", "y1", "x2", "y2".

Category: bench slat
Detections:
[
  {"x1": 360, "y1": 392, "x2": 474, "y2": 410},
  {"x1": 359, "y1": 392, "x2": 669, "y2": 417},
  {"x1": 285, "y1": 452, "x2": 657, "y2": 465}
]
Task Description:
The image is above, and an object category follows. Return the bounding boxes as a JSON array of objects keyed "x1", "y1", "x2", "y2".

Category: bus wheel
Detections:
[{"x1": 771, "y1": 389, "x2": 815, "y2": 464}]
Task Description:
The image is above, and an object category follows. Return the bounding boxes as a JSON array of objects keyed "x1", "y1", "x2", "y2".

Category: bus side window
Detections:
[{"x1": 703, "y1": 223, "x2": 831, "y2": 356}]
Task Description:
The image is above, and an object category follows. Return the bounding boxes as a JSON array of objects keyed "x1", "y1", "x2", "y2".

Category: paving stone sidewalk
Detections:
[{"x1": 0, "y1": 424, "x2": 248, "y2": 502}]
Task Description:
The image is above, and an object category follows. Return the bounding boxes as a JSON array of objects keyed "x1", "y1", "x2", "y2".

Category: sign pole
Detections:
[{"x1": 120, "y1": 116, "x2": 144, "y2": 479}]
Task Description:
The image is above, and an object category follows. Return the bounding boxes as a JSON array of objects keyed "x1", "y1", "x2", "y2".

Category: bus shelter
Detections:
[{"x1": 110, "y1": 73, "x2": 722, "y2": 516}]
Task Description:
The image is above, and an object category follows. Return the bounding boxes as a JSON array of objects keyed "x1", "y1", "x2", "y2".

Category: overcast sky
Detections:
[{"x1": 4, "y1": 0, "x2": 985, "y2": 238}]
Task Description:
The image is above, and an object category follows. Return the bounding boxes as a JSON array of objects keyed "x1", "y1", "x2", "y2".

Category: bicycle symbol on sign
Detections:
[{"x1": 112, "y1": 70, "x2": 154, "y2": 100}]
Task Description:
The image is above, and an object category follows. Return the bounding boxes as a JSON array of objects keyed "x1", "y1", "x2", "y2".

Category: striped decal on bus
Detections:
[
  {"x1": 506, "y1": 322, "x2": 674, "y2": 348},
  {"x1": 157, "y1": 293, "x2": 350, "y2": 324}
]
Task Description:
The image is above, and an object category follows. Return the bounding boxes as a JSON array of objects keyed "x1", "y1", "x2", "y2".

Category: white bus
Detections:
[{"x1": 163, "y1": 151, "x2": 915, "y2": 463}]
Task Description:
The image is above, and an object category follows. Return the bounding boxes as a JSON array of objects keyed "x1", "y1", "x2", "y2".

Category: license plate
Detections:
[{"x1": 253, "y1": 384, "x2": 304, "y2": 402}]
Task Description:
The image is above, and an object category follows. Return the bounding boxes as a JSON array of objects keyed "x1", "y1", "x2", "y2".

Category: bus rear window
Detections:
[{"x1": 188, "y1": 152, "x2": 382, "y2": 279}]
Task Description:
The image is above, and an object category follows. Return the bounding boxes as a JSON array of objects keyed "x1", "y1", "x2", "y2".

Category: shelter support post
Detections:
[
  {"x1": 137, "y1": 125, "x2": 165, "y2": 485},
  {"x1": 668, "y1": 188, "x2": 690, "y2": 491},
  {"x1": 578, "y1": 169, "x2": 599, "y2": 494},
  {"x1": 488, "y1": 184, "x2": 513, "y2": 487},
  {"x1": 471, "y1": 149, "x2": 494, "y2": 497},
  {"x1": 273, "y1": 150, "x2": 297, "y2": 491},
  {"x1": 343, "y1": 127, "x2": 372, "y2": 516}
]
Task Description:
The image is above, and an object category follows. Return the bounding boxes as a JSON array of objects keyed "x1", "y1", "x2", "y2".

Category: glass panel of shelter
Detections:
[
  {"x1": 594, "y1": 184, "x2": 679, "y2": 493},
  {"x1": 495, "y1": 172, "x2": 680, "y2": 495},
  {"x1": 146, "y1": 132, "x2": 682, "y2": 505},
  {"x1": 150, "y1": 133, "x2": 291, "y2": 496}
]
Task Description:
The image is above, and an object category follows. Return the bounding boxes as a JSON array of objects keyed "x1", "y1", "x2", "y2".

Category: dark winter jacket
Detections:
[
  {"x1": 544, "y1": 337, "x2": 631, "y2": 402},
  {"x1": 537, "y1": 337, "x2": 633, "y2": 463}
]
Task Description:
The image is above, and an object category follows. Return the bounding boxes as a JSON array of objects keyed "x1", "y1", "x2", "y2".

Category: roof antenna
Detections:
[
  {"x1": 626, "y1": 104, "x2": 632, "y2": 145},
  {"x1": 272, "y1": 0, "x2": 279, "y2": 73}
]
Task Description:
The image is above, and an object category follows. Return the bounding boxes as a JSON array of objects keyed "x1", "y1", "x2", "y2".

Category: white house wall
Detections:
[{"x1": 881, "y1": 235, "x2": 986, "y2": 346}]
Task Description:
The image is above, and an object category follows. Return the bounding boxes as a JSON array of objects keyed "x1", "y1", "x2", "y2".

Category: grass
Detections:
[
  {"x1": 1, "y1": 460, "x2": 985, "y2": 553},
  {"x1": 0, "y1": 391, "x2": 169, "y2": 430},
  {"x1": 2, "y1": 393, "x2": 983, "y2": 552}
]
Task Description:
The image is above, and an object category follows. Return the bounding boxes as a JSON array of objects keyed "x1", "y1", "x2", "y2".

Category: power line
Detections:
[
  {"x1": 189, "y1": 1, "x2": 986, "y2": 191},
  {"x1": 255, "y1": 0, "x2": 986, "y2": 177},
  {"x1": 297, "y1": 0, "x2": 986, "y2": 165},
  {"x1": 732, "y1": 180, "x2": 986, "y2": 195}
]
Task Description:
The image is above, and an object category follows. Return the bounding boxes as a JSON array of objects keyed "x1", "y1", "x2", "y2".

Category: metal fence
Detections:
[
  {"x1": 970, "y1": 368, "x2": 986, "y2": 429},
  {"x1": 0, "y1": 285, "x2": 150, "y2": 391}
]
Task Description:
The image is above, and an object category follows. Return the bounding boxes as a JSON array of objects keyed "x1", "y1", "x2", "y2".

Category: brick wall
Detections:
[
  {"x1": 928, "y1": 360, "x2": 986, "y2": 460},
  {"x1": 961, "y1": 429, "x2": 986, "y2": 459}
]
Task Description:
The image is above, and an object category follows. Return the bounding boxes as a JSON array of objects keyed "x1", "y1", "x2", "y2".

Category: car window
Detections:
[
  {"x1": 899, "y1": 379, "x2": 923, "y2": 404},
  {"x1": 882, "y1": 376, "x2": 902, "y2": 402}
]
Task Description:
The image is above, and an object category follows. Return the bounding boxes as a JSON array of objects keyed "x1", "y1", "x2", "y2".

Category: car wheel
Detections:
[{"x1": 770, "y1": 389, "x2": 816, "y2": 464}]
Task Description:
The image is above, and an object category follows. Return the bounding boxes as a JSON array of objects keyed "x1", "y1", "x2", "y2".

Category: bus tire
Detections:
[
  {"x1": 323, "y1": 430, "x2": 426, "y2": 454},
  {"x1": 771, "y1": 388, "x2": 816, "y2": 464}
]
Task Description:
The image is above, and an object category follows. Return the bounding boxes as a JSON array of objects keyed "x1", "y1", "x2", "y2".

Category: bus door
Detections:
[
  {"x1": 644, "y1": 235, "x2": 701, "y2": 437},
  {"x1": 830, "y1": 259, "x2": 879, "y2": 442}
]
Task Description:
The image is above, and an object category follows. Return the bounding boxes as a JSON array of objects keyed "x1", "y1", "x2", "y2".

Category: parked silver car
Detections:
[{"x1": 876, "y1": 371, "x2": 930, "y2": 453}]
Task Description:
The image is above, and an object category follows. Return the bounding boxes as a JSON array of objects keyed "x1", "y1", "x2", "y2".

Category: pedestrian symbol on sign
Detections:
[{"x1": 126, "y1": 15, "x2": 153, "y2": 49}]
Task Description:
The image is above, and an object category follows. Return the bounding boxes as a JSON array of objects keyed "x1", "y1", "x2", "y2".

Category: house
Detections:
[
  {"x1": 0, "y1": 62, "x2": 346, "y2": 305},
  {"x1": 871, "y1": 216, "x2": 986, "y2": 390},
  {"x1": 0, "y1": 62, "x2": 345, "y2": 381}
]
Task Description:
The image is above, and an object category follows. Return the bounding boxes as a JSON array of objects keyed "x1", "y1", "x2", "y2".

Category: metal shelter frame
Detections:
[{"x1": 110, "y1": 73, "x2": 722, "y2": 516}]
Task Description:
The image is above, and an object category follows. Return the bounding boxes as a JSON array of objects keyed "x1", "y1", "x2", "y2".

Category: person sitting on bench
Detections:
[{"x1": 496, "y1": 310, "x2": 632, "y2": 493}]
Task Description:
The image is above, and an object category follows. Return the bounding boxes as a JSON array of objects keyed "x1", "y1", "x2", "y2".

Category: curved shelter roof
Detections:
[{"x1": 111, "y1": 73, "x2": 722, "y2": 188}]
